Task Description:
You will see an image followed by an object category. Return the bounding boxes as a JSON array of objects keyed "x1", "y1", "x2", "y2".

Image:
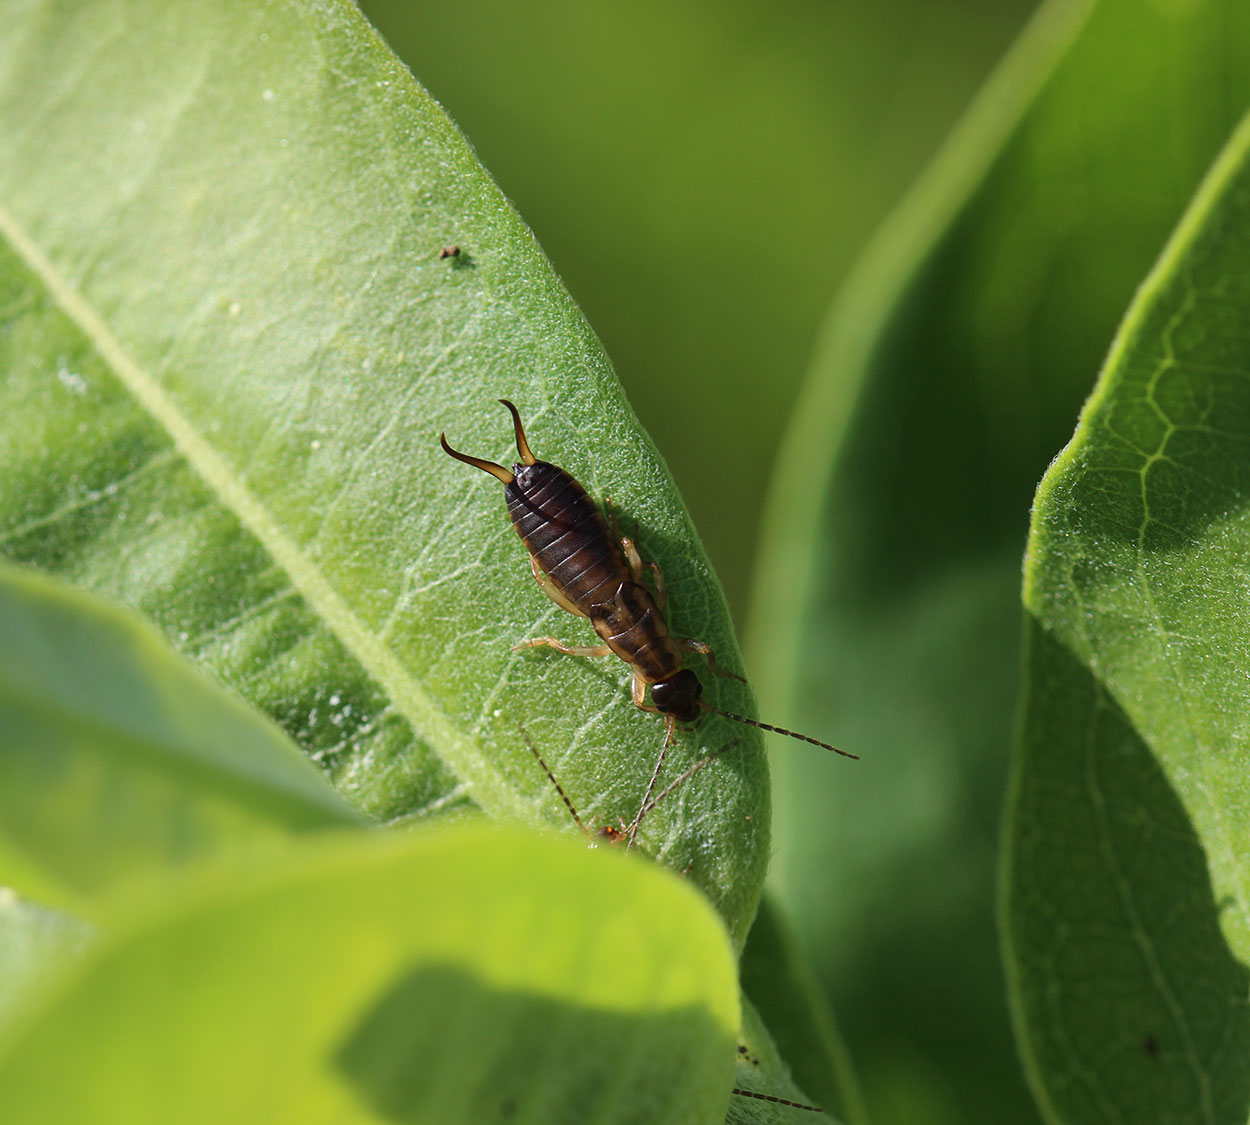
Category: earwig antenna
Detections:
[
  {"x1": 499, "y1": 399, "x2": 537, "y2": 466},
  {"x1": 519, "y1": 725, "x2": 589, "y2": 837},
  {"x1": 702, "y1": 704, "x2": 858, "y2": 759},
  {"x1": 624, "y1": 739, "x2": 742, "y2": 851},
  {"x1": 521, "y1": 726, "x2": 740, "y2": 851},
  {"x1": 731, "y1": 1088, "x2": 823, "y2": 1113},
  {"x1": 439, "y1": 432, "x2": 515, "y2": 484}
]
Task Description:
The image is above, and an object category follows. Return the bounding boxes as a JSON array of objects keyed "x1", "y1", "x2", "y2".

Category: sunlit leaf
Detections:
[
  {"x1": 0, "y1": 824, "x2": 740, "y2": 1125},
  {"x1": 0, "y1": 561, "x2": 361, "y2": 899},
  {"x1": 1005, "y1": 110, "x2": 1250, "y2": 1122},
  {"x1": 0, "y1": 891, "x2": 91, "y2": 1031},
  {"x1": 0, "y1": 0, "x2": 766, "y2": 945}
]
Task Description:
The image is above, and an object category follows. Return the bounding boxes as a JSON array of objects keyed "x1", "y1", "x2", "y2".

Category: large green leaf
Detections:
[
  {"x1": 747, "y1": 0, "x2": 1250, "y2": 1121},
  {"x1": 1005, "y1": 111, "x2": 1250, "y2": 1122},
  {"x1": 0, "y1": 1, "x2": 766, "y2": 945},
  {"x1": 0, "y1": 823, "x2": 741, "y2": 1125},
  {"x1": 0, "y1": 561, "x2": 361, "y2": 901}
]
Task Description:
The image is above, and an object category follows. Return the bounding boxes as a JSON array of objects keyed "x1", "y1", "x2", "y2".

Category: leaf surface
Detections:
[
  {"x1": 0, "y1": 823, "x2": 740, "y2": 1125},
  {"x1": 0, "y1": 561, "x2": 360, "y2": 899},
  {"x1": 0, "y1": 0, "x2": 766, "y2": 944},
  {"x1": 1005, "y1": 111, "x2": 1250, "y2": 1122}
]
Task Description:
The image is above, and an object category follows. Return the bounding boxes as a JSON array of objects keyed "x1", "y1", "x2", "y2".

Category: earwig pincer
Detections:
[{"x1": 440, "y1": 400, "x2": 855, "y2": 802}]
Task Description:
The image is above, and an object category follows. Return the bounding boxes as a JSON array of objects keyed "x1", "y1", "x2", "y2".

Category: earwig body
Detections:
[
  {"x1": 440, "y1": 400, "x2": 855, "y2": 769},
  {"x1": 507, "y1": 458, "x2": 695, "y2": 691}
]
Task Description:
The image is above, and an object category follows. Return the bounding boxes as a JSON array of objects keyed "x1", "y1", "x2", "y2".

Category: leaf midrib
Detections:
[{"x1": 0, "y1": 198, "x2": 524, "y2": 821}]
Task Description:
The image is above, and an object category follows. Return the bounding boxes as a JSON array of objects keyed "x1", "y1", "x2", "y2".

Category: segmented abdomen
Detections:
[{"x1": 506, "y1": 461, "x2": 628, "y2": 611}]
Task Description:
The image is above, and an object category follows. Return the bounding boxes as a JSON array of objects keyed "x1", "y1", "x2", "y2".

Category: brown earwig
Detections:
[
  {"x1": 521, "y1": 729, "x2": 823, "y2": 1114},
  {"x1": 440, "y1": 400, "x2": 855, "y2": 800}
]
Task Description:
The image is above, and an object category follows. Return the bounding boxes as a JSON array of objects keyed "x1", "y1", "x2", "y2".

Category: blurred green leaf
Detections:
[
  {"x1": 0, "y1": 0, "x2": 767, "y2": 945},
  {"x1": 741, "y1": 896, "x2": 866, "y2": 1124},
  {"x1": 0, "y1": 562, "x2": 361, "y2": 899},
  {"x1": 0, "y1": 836, "x2": 78, "y2": 916},
  {"x1": 747, "y1": 0, "x2": 1250, "y2": 1121},
  {"x1": 0, "y1": 891, "x2": 91, "y2": 1031},
  {"x1": 1005, "y1": 111, "x2": 1250, "y2": 1121},
  {"x1": 0, "y1": 823, "x2": 740, "y2": 1125}
]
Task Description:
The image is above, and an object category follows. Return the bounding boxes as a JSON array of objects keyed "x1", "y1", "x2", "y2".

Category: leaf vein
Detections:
[{"x1": 0, "y1": 198, "x2": 526, "y2": 820}]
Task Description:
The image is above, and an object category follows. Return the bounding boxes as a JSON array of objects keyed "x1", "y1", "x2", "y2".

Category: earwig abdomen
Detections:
[
  {"x1": 506, "y1": 461, "x2": 685, "y2": 685},
  {"x1": 506, "y1": 461, "x2": 629, "y2": 613}
]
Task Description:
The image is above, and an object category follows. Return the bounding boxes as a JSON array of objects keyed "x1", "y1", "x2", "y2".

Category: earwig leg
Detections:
[
  {"x1": 630, "y1": 669, "x2": 658, "y2": 712},
  {"x1": 607, "y1": 496, "x2": 653, "y2": 588},
  {"x1": 514, "y1": 636, "x2": 613, "y2": 658},
  {"x1": 648, "y1": 560, "x2": 666, "y2": 610},
  {"x1": 620, "y1": 535, "x2": 646, "y2": 584},
  {"x1": 528, "y1": 556, "x2": 588, "y2": 618},
  {"x1": 678, "y1": 638, "x2": 747, "y2": 684},
  {"x1": 604, "y1": 498, "x2": 642, "y2": 583},
  {"x1": 629, "y1": 677, "x2": 679, "y2": 747}
]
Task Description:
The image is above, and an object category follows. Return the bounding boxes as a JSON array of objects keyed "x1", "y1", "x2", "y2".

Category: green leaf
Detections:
[
  {"x1": 0, "y1": 561, "x2": 361, "y2": 899},
  {"x1": 741, "y1": 896, "x2": 865, "y2": 1124},
  {"x1": 0, "y1": 1, "x2": 766, "y2": 944},
  {"x1": 0, "y1": 837, "x2": 78, "y2": 917},
  {"x1": 726, "y1": 998, "x2": 832, "y2": 1124},
  {"x1": 0, "y1": 891, "x2": 91, "y2": 1031},
  {"x1": 746, "y1": 0, "x2": 1250, "y2": 1120},
  {"x1": 0, "y1": 823, "x2": 740, "y2": 1125},
  {"x1": 1004, "y1": 111, "x2": 1250, "y2": 1120}
]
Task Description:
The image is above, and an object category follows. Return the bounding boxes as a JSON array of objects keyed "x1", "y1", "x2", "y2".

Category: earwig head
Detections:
[{"x1": 650, "y1": 669, "x2": 703, "y2": 723}]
